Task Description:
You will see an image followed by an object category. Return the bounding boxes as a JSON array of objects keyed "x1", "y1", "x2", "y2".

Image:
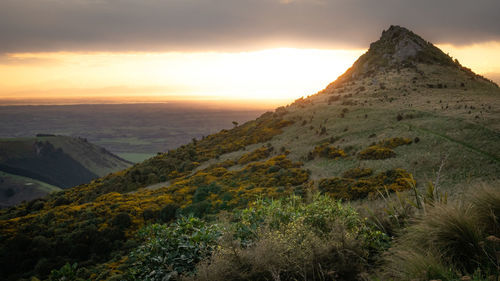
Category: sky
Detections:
[{"x1": 1, "y1": 0, "x2": 499, "y2": 105}]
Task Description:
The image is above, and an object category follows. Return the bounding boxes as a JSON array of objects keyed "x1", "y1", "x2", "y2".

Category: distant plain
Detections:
[{"x1": 0, "y1": 102, "x2": 268, "y2": 162}]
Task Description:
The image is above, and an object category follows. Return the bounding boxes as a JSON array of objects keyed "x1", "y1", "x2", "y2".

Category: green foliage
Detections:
[
  {"x1": 0, "y1": 155, "x2": 304, "y2": 280},
  {"x1": 112, "y1": 212, "x2": 132, "y2": 229},
  {"x1": 377, "y1": 137, "x2": 412, "y2": 149},
  {"x1": 192, "y1": 182, "x2": 221, "y2": 203},
  {"x1": 168, "y1": 155, "x2": 309, "y2": 214},
  {"x1": 358, "y1": 137, "x2": 412, "y2": 160},
  {"x1": 311, "y1": 143, "x2": 347, "y2": 159},
  {"x1": 342, "y1": 167, "x2": 373, "y2": 178},
  {"x1": 160, "y1": 204, "x2": 179, "y2": 223},
  {"x1": 187, "y1": 195, "x2": 388, "y2": 281},
  {"x1": 128, "y1": 217, "x2": 221, "y2": 281},
  {"x1": 49, "y1": 263, "x2": 83, "y2": 281},
  {"x1": 237, "y1": 146, "x2": 273, "y2": 165},
  {"x1": 358, "y1": 145, "x2": 396, "y2": 160},
  {"x1": 319, "y1": 169, "x2": 415, "y2": 200},
  {"x1": 366, "y1": 189, "x2": 417, "y2": 238},
  {"x1": 0, "y1": 111, "x2": 294, "y2": 280}
]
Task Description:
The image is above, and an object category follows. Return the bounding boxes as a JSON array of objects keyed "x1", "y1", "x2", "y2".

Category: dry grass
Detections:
[{"x1": 381, "y1": 186, "x2": 500, "y2": 280}]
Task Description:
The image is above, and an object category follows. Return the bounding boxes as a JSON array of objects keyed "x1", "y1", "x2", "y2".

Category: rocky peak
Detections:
[
  {"x1": 333, "y1": 25, "x2": 456, "y2": 83},
  {"x1": 376, "y1": 25, "x2": 428, "y2": 62},
  {"x1": 366, "y1": 25, "x2": 455, "y2": 68}
]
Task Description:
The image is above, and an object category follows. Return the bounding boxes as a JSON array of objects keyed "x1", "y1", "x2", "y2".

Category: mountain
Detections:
[
  {"x1": 1, "y1": 25, "x2": 499, "y2": 280},
  {"x1": 0, "y1": 135, "x2": 132, "y2": 206}
]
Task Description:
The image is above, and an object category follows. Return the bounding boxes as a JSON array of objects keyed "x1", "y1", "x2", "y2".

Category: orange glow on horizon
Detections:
[
  {"x1": 0, "y1": 48, "x2": 365, "y2": 104},
  {"x1": 436, "y1": 41, "x2": 500, "y2": 76},
  {"x1": 0, "y1": 42, "x2": 499, "y2": 105}
]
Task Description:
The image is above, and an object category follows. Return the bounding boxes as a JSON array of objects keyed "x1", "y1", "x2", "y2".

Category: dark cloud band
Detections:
[{"x1": 1, "y1": 0, "x2": 499, "y2": 53}]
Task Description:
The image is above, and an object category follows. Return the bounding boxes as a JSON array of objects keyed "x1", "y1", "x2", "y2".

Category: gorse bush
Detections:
[
  {"x1": 383, "y1": 187, "x2": 500, "y2": 280},
  {"x1": 311, "y1": 143, "x2": 347, "y2": 159},
  {"x1": 237, "y1": 146, "x2": 273, "y2": 165},
  {"x1": 377, "y1": 137, "x2": 412, "y2": 149},
  {"x1": 184, "y1": 195, "x2": 389, "y2": 281},
  {"x1": 358, "y1": 145, "x2": 396, "y2": 160},
  {"x1": 319, "y1": 169, "x2": 414, "y2": 200},
  {"x1": 358, "y1": 137, "x2": 413, "y2": 160},
  {"x1": 168, "y1": 155, "x2": 309, "y2": 216},
  {"x1": 0, "y1": 111, "x2": 294, "y2": 280},
  {"x1": 128, "y1": 217, "x2": 221, "y2": 281},
  {"x1": 342, "y1": 167, "x2": 373, "y2": 179}
]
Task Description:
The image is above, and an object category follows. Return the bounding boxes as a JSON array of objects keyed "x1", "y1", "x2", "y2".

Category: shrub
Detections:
[
  {"x1": 342, "y1": 167, "x2": 373, "y2": 179},
  {"x1": 358, "y1": 138, "x2": 412, "y2": 160},
  {"x1": 358, "y1": 145, "x2": 395, "y2": 160},
  {"x1": 128, "y1": 217, "x2": 221, "y2": 281},
  {"x1": 49, "y1": 263, "x2": 83, "y2": 281},
  {"x1": 185, "y1": 195, "x2": 388, "y2": 281},
  {"x1": 237, "y1": 147, "x2": 272, "y2": 165},
  {"x1": 160, "y1": 204, "x2": 179, "y2": 223},
  {"x1": 164, "y1": 155, "x2": 309, "y2": 212},
  {"x1": 312, "y1": 143, "x2": 347, "y2": 159},
  {"x1": 112, "y1": 212, "x2": 132, "y2": 229},
  {"x1": 193, "y1": 182, "x2": 221, "y2": 203},
  {"x1": 142, "y1": 208, "x2": 157, "y2": 221},
  {"x1": 179, "y1": 201, "x2": 212, "y2": 218},
  {"x1": 319, "y1": 169, "x2": 414, "y2": 200},
  {"x1": 378, "y1": 137, "x2": 412, "y2": 149}
]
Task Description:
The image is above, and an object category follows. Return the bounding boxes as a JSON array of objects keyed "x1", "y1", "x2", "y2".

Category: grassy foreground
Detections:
[{"x1": 44, "y1": 185, "x2": 499, "y2": 281}]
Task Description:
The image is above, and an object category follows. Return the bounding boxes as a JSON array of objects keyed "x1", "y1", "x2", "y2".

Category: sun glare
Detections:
[
  {"x1": 0, "y1": 48, "x2": 365, "y2": 104},
  {"x1": 436, "y1": 42, "x2": 500, "y2": 75},
  {"x1": 3, "y1": 42, "x2": 498, "y2": 105}
]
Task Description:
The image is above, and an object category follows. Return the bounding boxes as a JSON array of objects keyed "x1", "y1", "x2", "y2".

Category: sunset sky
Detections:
[{"x1": 1, "y1": 0, "x2": 499, "y2": 105}]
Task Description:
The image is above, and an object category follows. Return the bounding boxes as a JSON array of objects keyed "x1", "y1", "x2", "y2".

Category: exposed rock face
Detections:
[
  {"x1": 333, "y1": 25, "x2": 457, "y2": 84},
  {"x1": 379, "y1": 25, "x2": 427, "y2": 62}
]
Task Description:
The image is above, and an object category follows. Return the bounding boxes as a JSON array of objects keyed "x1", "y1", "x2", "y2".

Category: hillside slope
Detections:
[
  {"x1": 0, "y1": 171, "x2": 61, "y2": 208},
  {"x1": 0, "y1": 135, "x2": 132, "y2": 206},
  {"x1": 0, "y1": 25, "x2": 499, "y2": 280}
]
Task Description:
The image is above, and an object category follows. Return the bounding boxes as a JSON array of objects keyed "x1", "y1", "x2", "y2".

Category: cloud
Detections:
[{"x1": 1, "y1": 0, "x2": 499, "y2": 53}]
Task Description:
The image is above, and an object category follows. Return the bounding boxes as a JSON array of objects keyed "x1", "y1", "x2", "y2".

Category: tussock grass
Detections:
[{"x1": 382, "y1": 187, "x2": 500, "y2": 280}]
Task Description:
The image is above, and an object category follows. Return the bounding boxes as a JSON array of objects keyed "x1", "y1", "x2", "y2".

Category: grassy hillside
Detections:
[
  {"x1": 0, "y1": 135, "x2": 132, "y2": 177},
  {"x1": 0, "y1": 171, "x2": 61, "y2": 208},
  {"x1": 0, "y1": 135, "x2": 132, "y2": 206},
  {"x1": 0, "y1": 26, "x2": 498, "y2": 281}
]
